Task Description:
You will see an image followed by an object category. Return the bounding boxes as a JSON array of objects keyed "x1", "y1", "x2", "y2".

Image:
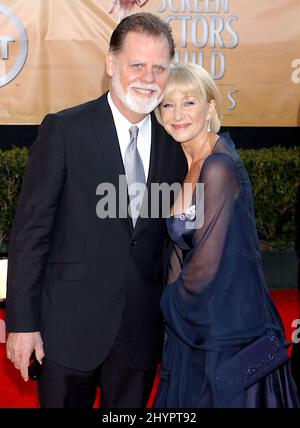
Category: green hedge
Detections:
[
  {"x1": 0, "y1": 147, "x2": 28, "y2": 251},
  {"x1": 0, "y1": 145, "x2": 299, "y2": 251},
  {"x1": 240, "y1": 146, "x2": 300, "y2": 250}
]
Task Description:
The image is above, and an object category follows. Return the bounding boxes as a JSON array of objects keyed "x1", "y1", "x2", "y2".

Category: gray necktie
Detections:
[{"x1": 124, "y1": 126, "x2": 146, "y2": 226}]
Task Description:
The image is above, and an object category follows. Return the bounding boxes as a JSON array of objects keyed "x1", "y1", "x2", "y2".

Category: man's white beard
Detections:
[{"x1": 111, "y1": 68, "x2": 163, "y2": 115}]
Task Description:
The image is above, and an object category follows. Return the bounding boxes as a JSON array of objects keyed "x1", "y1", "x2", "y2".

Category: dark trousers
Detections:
[{"x1": 37, "y1": 334, "x2": 157, "y2": 408}]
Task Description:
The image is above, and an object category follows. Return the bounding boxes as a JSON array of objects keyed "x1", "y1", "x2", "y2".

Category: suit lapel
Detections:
[
  {"x1": 90, "y1": 97, "x2": 168, "y2": 234},
  {"x1": 133, "y1": 113, "x2": 165, "y2": 232},
  {"x1": 90, "y1": 94, "x2": 133, "y2": 232},
  {"x1": 146, "y1": 113, "x2": 164, "y2": 188},
  {"x1": 90, "y1": 94, "x2": 125, "y2": 190}
]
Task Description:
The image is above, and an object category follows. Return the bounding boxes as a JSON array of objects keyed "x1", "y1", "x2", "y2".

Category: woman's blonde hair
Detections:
[{"x1": 155, "y1": 62, "x2": 222, "y2": 133}]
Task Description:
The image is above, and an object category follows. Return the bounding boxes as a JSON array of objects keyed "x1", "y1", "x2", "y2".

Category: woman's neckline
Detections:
[{"x1": 170, "y1": 136, "x2": 221, "y2": 218}]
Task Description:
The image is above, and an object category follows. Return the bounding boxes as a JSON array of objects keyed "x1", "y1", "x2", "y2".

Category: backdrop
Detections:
[{"x1": 0, "y1": 0, "x2": 300, "y2": 126}]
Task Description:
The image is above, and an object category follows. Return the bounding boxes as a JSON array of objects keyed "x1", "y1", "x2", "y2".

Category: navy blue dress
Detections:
[{"x1": 154, "y1": 134, "x2": 299, "y2": 408}]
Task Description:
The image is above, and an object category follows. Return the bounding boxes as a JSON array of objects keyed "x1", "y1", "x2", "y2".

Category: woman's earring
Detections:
[{"x1": 207, "y1": 118, "x2": 211, "y2": 133}]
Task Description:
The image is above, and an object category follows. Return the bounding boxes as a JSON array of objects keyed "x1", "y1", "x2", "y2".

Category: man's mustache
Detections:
[{"x1": 128, "y1": 82, "x2": 161, "y2": 92}]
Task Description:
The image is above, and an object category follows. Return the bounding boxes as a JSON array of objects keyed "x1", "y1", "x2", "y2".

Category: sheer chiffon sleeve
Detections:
[
  {"x1": 162, "y1": 153, "x2": 241, "y2": 345},
  {"x1": 179, "y1": 154, "x2": 240, "y2": 295},
  {"x1": 167, "y1": 245, "x2": 183, "y2": 284}
]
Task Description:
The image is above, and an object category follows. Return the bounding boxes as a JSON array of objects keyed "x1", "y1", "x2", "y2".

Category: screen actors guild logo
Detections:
[{"x1": 0, "y1": 3, "x2": 28, "y2": 88}]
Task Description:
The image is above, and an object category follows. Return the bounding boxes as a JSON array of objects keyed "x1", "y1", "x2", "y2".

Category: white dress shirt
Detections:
[{"x1": 107, "y1": 92, "x2": 151, "y2": 180}]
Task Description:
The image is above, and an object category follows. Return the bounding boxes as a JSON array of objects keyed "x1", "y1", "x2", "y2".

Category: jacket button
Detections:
[{"x1": 130, "y1": 240, "x2": 137, "y2": 246}]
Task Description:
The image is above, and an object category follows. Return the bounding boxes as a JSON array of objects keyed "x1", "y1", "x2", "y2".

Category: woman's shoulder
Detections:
[
  {"x1": 199, "y1": 151, "x2": 240, "y2": 197},
  {"x1": 204, "y1": 132, "x2": 237, "y2": 166},
  {"x1": 201, "y1": 151, "x2": 238, "y2": 179}
]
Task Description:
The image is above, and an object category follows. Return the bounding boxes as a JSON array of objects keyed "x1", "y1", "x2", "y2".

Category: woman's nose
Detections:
[{"x1": 174, "y1": 106, "x2": 184, "y2": 120}]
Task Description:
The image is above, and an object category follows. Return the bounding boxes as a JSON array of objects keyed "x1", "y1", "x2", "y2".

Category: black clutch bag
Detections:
[{"x1": 239, "y1": 333, "x2": 290, "y2": 389}]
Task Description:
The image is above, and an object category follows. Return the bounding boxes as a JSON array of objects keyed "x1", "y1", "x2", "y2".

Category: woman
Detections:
[{"x1": 154, "y1": 62, "x2": 299, "y2": 408}]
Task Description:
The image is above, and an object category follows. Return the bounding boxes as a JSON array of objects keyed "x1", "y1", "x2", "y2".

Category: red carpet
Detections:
[{"x1": 1, "y1": 289, "x2": 299, "y2": 408}]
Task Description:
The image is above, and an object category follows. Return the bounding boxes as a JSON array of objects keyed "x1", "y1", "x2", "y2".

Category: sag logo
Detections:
[{"x1": 0, "y1": 3, "x2": 28, "y2": 88}]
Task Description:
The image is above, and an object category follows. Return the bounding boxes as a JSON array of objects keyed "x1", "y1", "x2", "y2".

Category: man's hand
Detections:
[{"x1": 6, "y1": 332, "x2": 45, "y2": 382}]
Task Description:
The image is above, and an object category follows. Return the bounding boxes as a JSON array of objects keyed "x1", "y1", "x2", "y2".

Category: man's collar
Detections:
[{"x1": 107, "y1": 92, "x2": 151, "y2": 131}]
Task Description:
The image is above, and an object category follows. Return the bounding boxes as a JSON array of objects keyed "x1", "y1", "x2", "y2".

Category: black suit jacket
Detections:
[{"x1": 6, "y1": 94, "x2": 186, "y2": 371}]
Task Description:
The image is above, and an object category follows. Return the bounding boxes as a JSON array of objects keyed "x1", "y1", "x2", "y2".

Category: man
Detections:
[{"x1": 5, "y1": 13, "x2": 186, "y2": 408}]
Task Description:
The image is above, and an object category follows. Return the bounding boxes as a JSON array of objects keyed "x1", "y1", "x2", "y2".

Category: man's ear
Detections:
[{"x1": 106, "y1": 53, "x2": 115, "y2": 77}]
